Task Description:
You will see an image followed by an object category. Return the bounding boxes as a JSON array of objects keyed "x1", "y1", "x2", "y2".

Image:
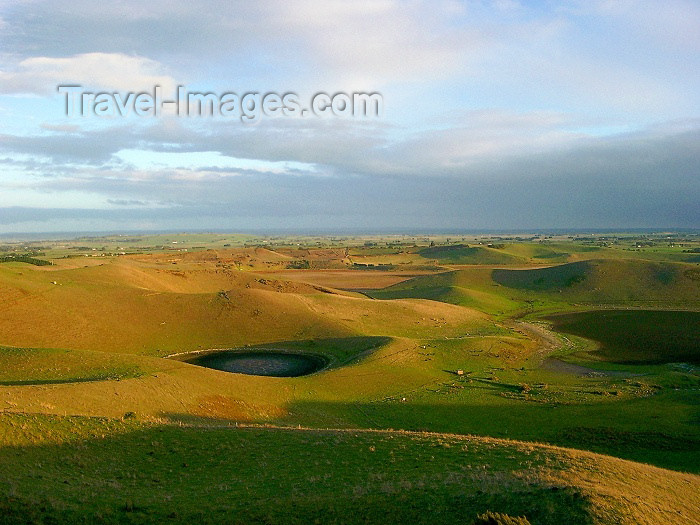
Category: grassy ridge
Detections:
[
  {"x1": 418, "y1": 244, "x2": 526, "y2": 265},
  {"x1": 0, "y1": 260, "x2": 491, "y2": 354},
  {"x1": 371, "y1": 259, "x2": 700, "y2": 315},
  {"x1": 1, "y1": 413, "x2": 698, "y2": 525},
  {"x1": 492, "y1": 260, "x2": 700, "y2": 303}
]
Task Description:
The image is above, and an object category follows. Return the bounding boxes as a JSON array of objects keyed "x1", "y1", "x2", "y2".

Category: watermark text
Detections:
[{"x1": 57, "y1": 85, "x2": 383, "y2": 122}]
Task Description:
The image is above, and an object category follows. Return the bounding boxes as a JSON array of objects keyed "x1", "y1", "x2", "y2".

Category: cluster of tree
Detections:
[
  {"x1": 0, "y1": 254, "x2": 52, "y2": 266},
  {"x1": 286, "y1": 259, "x2": 311, "y2": 269},
  {"x1": 351, "y1": 263, "x2": 396, "y2": 271}
]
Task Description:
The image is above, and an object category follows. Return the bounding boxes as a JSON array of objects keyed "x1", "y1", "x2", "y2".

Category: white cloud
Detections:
[
  {"x1": 0, "y1": 53, "x2": 178, "y2": 95},
  {"x1": 0, "y1": 0, "x2": 492, "y2": 89},
  {"x1": 0, "y1": 0, "x2": 698, "y2": 231},
  {"x1": 266, "y1": 0, "x2": 486, "y2": 87},
  {"x1": 590, "y1": 0, "x2": 700, "y2": 51},
  {"x1": 1, "y1": 0, "x2": 697, "y2": 118}
]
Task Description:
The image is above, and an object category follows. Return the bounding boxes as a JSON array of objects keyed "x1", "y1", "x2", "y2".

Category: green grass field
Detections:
[
  {"x1": 546, "y1": 310, "x2": 700, "y2": 364},
  {"x1": 2, "y1": 413, "x2": 698, "y2": 525},
  {"x1": 0, "y1": 233, "x2": 698, "y2": 524}
]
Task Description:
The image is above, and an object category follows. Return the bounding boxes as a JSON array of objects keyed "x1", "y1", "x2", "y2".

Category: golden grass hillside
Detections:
[
  {"x1": 1, "y1": 245, "x2": 698, "y2": 525},
  {"x1": 0, "y1": 256, "x2": 490, "y2": 355},
  {"x1": 0, "y1": 413, "x2": 698, "y2": 525}
]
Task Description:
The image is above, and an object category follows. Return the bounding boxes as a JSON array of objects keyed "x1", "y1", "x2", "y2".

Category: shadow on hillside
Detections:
[
  {"x1": 0, "y1": 414, "x2": 595, "y2": 525},
  {"x1": 545, "y1": 310, "x2": 700, "y2": 365},
  {"x1": 491, "y1": 261, "x2": 591, "y2": 291},
  {"x1": 262, "y1": 399, "x2": 700, "y2": 474},
  {"x1": 0, "y1": 376, "x2": 117, "y2": 386},
  {"x1": 167, "y1": 335, "x2": 392, "y2": 370}
]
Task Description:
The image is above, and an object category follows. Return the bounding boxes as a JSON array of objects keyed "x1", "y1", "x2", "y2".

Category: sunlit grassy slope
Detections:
[
  {"x1": 0, "y1": 258, "x2": 489, "y2": 354},
  {"x1": 370, "y1": 259, "x2": 700, "y2": 314},
  {"x1": 1, "y1": 241, "x2": 699, "y2": 524},
  {"x1": 1, "y1": 413, "x2": 698, "y2": 525}
]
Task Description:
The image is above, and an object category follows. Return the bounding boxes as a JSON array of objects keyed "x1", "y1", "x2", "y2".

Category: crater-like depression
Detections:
[{"x1": 180, "y1": 350, "x2": 328, "y2": 377}]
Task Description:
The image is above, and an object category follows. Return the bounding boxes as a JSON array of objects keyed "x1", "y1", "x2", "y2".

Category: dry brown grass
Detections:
[{"x1": 544, "y1": 447, "x2": 700, "y2": 525}]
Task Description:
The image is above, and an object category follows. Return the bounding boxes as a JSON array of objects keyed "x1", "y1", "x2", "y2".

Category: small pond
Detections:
[{"x1": 182, "y1": 351, "x2": 328, "y2": 377}]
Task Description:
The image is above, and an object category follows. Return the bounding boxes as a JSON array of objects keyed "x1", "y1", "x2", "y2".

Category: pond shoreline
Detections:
[{"x1": 169, "y1": 349, "x2": 330, "y2": 377}]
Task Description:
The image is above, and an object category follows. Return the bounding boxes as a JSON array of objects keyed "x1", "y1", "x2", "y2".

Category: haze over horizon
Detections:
[{"x1": 0, "y1": 1, "x2": 698, "y2": 233}]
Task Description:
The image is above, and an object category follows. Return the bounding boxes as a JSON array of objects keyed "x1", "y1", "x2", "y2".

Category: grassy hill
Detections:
[
  {"x1": 0, "y1": 259, "x2": 490, "y2": 354},
  {"x1": 371, "y1": 259, "x2": 700, "y2": 314},
  {"x1": 417, "y1": 244, "x2": 526, "y2": 265},
  {"x1": 1, "y1": 241, "x2": 699, "y2": 524},
  {"x1": 491, "y1": 259, "x2": 700, "y2": 303},
  {"x1": 494, "y1": 243, "x2": 598, "y2": 262},
  {"x1": 1, "y1": 413, "x2": 698, "y2": 525}
]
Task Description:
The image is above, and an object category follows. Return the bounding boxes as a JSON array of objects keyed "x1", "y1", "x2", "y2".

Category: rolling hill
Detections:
[
  {"x1": 1, "y1": 244, "x2": 699, "y2": 524},
  {"x1": 371, "y1": 259, "x2": 700, "y2": 314},
  {"x1": 417, "y1": 244, "x2": 527, "y2": 265}
]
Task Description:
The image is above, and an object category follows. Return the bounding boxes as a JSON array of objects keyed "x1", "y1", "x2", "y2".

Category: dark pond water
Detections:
[{"x1": 184, "y1": 351, "x2": 328, "y2": 377}]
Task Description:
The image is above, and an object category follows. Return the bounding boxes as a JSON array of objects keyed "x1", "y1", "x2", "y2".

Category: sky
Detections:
[{"x1": 0, "y1": 0, "x2": 698, "y2": 233}]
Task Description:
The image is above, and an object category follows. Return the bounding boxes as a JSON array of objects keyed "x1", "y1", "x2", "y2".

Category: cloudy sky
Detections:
[{"x1": 0, "y1": 0, "x2": 698, "y2": 233}]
